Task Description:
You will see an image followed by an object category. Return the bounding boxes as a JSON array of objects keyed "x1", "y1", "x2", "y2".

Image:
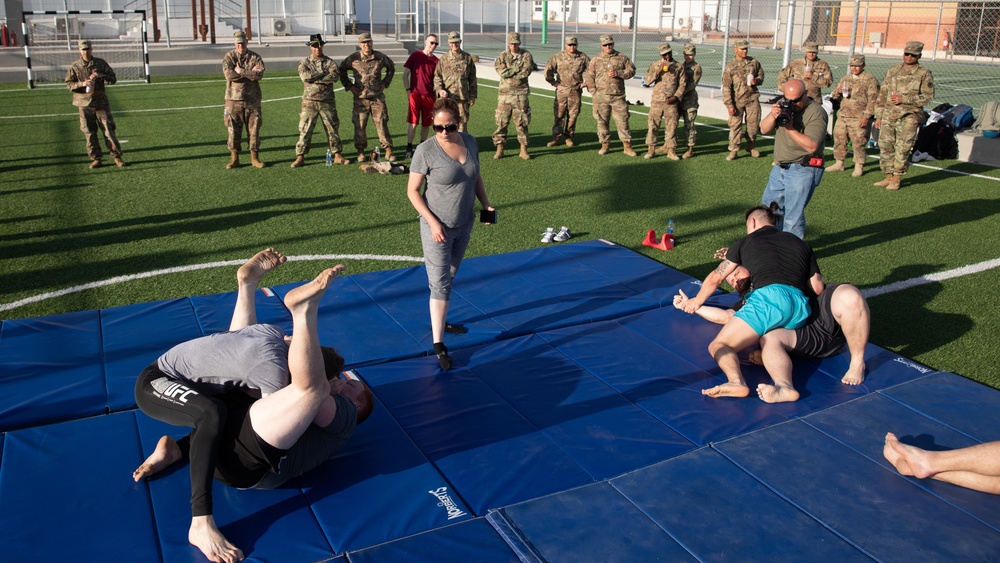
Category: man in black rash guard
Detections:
[{"x1": 133, "y1": 249, "x2": 373, "y2": 563}]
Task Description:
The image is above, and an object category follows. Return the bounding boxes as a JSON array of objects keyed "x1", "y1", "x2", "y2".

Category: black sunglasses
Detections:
[
  {"x1": 432, "y1": 123, "x2": 459, "y2": 133},
  {"x1": 903, "y1": 52, "x2": 919, "y2": 57},
  {"x1": 429, "y1": 41, "x2": 439, "y2": 45},
  {"x1": 785, "y1": 93, "x2": 804, "y2": 104}
]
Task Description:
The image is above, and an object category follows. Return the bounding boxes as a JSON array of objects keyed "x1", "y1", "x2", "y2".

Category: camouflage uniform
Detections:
[
  {"x1": 874, "y1": 47, "x2": 934, "y2": 178},
  {"x1": 643, "y1": 46, "x2": 686, "y2": 155},
  {"x1": 65, "y1": 47, "x2": 122, "y2": 163},
  {"x1": 680, "y1": 45, "x2": 703, "y2": 151},
  {"x1": 721, "y1": 43, "x2": 764, "y2": 154},
  {"x1": 544, "y1": 41, "x2": 590, "y2": 142},
  {"x1": 295, "y1": 53, "x2": 342, "y2": 157},
  {"x1": 340, "y1": 45, "x2": 396, "y2": 153},
  {"x1": 777, "y1": 44, "x2": 832, "y2": 100},
  {"x1": 829, "y1": 65, "x2": 879, "y2": 167},
  {"x1": 585, "y1": 41, "x2": 637, "y2": 145},
  {"x1": 433, "y1": 33, "x2": 478, "y2": 132},
  {"x1": 222, "y1": 45, "x2": 265, "y2": 153},
  {"x1": 493, "y1": 39, "x2": 534, "y2": 147}
]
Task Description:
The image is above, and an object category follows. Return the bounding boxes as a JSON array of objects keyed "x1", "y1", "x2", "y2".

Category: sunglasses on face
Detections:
[
  {"x1": 785, "y1": 93, "x2": 804, "y2": 104},
  {"x1": 433, "y1": 123, "x2": 459, "y2": 133},
  {"x1": 429, "y1": 41, "x2": 439, "y2": 45},
  {"x1": 904, "y1": 52, "x2": 919, "y2": 57}
]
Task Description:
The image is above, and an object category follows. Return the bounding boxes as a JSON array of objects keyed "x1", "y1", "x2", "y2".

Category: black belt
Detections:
[{"x1": 777, "y1": 162, "x2": 795, "y2": 169}]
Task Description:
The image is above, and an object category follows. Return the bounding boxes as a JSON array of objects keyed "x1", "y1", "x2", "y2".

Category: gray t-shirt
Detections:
[
  {"x1": 774, "y1": 99, "x2": 828, "y2": 165},
  {"x1": 411, "y1": 132, "x2": 480, "y2": 229},
  {"x1": 157, "y1": 323, "x2": 290, "y2": 396}
]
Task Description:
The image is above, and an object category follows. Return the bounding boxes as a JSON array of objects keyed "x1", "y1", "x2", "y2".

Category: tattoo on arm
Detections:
[{"x1": 714, "y1": 259, "x2": 733, "y2": 276}]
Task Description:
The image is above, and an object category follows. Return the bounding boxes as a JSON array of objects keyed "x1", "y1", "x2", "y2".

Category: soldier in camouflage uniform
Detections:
[
  {"x1": 493, "y1": 31, "x2": 534, "y2": 160},
  {"x1": 222, "y1": 31, "x2": 266, "y2": 169},
  {"x1": 826, "y1": 54, "x2": 879, "y2": 177},
  {"x1": 64, "y1": 39, "x2": 124, "y2": 169},
  {"x1": 777, "y1": 42, "x2": 832, "y2": 101},
  {"x1": 873, "y1": 41, "x2": 934, "y2": 191},
  {"x1": 434, "y1": 32, "x2": 478, "y2": 133},
  {"x1": 544, "y1": 36, "x2": 590, "y2": 148},
  {"x1": 643, "y1": 43, "x2": 686, "y2": 160},
  {"x1": 675, "y1": 43, "x2": 702, "y2": 159},
  {"x1": 291, "y1": 35, "x2": 349, "y2": 168},
  {"x1": 585, "y1": 34, "x2": 638, "y2": 156},
  {"x1": 721, "y1": 39, "x2": 764, "y2": 160},
  {"x1": 340, "y1": 32, "x2": 397, "y2": 162}
]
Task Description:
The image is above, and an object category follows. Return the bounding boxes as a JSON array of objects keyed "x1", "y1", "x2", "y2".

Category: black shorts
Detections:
[{"x1": 791, "y1": 283, "x2": 846, "y2": 359}]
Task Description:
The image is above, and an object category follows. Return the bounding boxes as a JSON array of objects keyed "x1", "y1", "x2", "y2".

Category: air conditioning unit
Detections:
[{"x1": 272, "y1": 18, "x2": 291, "y2": 36}]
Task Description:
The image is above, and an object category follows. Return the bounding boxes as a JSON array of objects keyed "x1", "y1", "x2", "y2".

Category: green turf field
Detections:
[{"x1": 1, "y1": 70, "x2": 998, "y2": 390}]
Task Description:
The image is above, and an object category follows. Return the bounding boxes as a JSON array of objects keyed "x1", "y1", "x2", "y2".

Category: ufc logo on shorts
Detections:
[{"x1": 152, "y1": 377, "x2": 199, "y2": 403}]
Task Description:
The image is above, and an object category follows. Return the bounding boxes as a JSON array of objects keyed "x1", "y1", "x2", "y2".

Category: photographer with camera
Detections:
[{"x1": 759, "y1": 79, "x2": 828, "y2": 240}]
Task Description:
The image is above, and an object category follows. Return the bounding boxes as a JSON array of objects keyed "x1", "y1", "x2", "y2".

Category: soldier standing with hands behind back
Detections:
[
  {"x1": 222, "y1": 31, "x2": 266, "y2": 169},
  {"x1": 65, "y1": 39, "x2": 125, "y2": 169},
  {"x1": 873, "y1": 41, "x2": 934, "y2": 191},
  {"x1": 493, "y1": 32, "x2": 534, "y2": 161},
  {"x1": 340, "y1": 32, "x2": 397, "y2": 162},
  {"x1": 722, "y1": 39, "x2": 764, "y2": 161},
  {"x1": 827, "y1": 54, "x2": 879, "y2": 177},
  {"x1": 544, "y1": 36, "x2": 590, "y2": 148},
  {"x1": 643, "y1": 43, "x2": 686, "y2": 160},
  {"x1": 585, "y1": 34, "x2": 637, "y2": 157}
]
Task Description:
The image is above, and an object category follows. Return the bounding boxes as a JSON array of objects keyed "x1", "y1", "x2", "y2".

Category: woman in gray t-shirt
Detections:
[{"x1": 407, "y1": 98, "x2": 494, "y2": 369}]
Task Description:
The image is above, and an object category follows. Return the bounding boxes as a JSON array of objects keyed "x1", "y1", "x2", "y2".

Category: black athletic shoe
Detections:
[
  {"x1": 434, "y1": 342, "x2": 452, "y2": 370},
  {"x1": 444, "y1": 323, "x2": 468, "y2": 334}
]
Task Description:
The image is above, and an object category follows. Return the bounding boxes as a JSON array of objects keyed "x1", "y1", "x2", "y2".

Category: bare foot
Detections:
[
  {"x1": 283, "y1": 265, "x2": 345, "y2": 312},
  {"x1": 190, "y1": 515, "x2": 244, "y2": 563},
  {"x1": 237, "y1": 248, "x2": 287, "y2": 287},
  {"x1": 747, "y1": 349, "x2": 763, "y2": 366},
  {"x1": 133, "y1": 435, "x2": 182, "y2": 482},
  {"x1": 884, "y1": 432, "x2": 934, "y2": 479},
  {"x1": 702, "y1": 382, "x2": 751, "y2": 398},
  {"x1": 756, "y1": 383, "x2": 800, "y2": 403},
  {"x1": 842, "y1": 361, "x2": 866, "y2": 385}
]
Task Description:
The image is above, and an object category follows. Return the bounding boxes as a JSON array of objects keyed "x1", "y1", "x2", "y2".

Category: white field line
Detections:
[
  {"x1": 861, "y1": 257, "x2": 1000, "y2": 298},
  {"x1": 0, "y1": 254, "x2": 424, "y2": 313}
]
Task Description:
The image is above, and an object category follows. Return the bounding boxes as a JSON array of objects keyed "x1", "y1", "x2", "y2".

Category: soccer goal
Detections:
[{"x1": 22, "y1": 10, "x2": 150, "y2": 88}]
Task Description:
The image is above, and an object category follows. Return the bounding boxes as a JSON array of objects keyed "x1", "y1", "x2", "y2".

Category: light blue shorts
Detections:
[{"x1": 733, "y1": 284, "x2": 811, "y2": 336}]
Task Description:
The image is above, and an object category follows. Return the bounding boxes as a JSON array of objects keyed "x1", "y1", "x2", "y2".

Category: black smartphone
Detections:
[{"x1": 480, "y1": 209, "x2": 497, "y2": 224}]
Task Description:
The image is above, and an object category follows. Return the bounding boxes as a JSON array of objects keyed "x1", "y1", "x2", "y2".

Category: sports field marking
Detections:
[
  {"x1": 862, "y1": 257, "x2": 1000, "y2": 298},
  {"x1": 0, "y1": 253, "x2": 425, "y2": 313}
]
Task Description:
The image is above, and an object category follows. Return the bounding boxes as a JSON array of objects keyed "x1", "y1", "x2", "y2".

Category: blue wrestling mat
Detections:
[{"x1": 2, "y1": 240, "x2": 998, "y2": 561}]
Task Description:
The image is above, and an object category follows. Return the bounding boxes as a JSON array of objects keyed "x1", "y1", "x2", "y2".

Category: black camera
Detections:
[{"x1": 775, "y1": 99, "x2": 795, "y2": 126}]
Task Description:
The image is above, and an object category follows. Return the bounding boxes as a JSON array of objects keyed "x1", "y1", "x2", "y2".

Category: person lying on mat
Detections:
[
  {"x1": 133, "y1": 249, "x2": 373, "y2": 563},
  {"x1": 675, "y1": 264, "x2": 869, "y2": 403},
  {"x1": 673, "y1": 204, "x2": 824, "y2": 399},
  {"x1": 884, "y1": 433, "x2": 1000, "y2": 495}
]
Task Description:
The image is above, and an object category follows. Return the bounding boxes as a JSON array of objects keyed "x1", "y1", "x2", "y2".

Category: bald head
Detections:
[{"x1": 783, "y1": 79, "x2": 806, "y2": 102}]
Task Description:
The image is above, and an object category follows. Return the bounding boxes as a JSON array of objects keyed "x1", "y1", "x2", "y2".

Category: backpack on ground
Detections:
[
  {"x1": 941, "y1": 104, "x2": 975, "y2": 129},
  {"x1": 971, "y1": 101, "x2": 1000, "y2": 133},
  {"x1": 914, "y1": 121, "x2": 959, "y2": 160}
]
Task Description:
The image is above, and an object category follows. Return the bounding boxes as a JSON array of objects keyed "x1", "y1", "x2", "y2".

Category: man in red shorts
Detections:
[{"x1": 403, "y1": 34, "x2": 440, "y2": 159}]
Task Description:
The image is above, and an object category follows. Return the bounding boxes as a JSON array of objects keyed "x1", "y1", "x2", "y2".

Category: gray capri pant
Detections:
[{"x1": 420, "y1": 216, "x2": 474, "y2": 301}]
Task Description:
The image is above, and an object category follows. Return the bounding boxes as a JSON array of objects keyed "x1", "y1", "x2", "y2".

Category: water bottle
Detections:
[
  {"x1": 374, "y1": 146, "x2": 381, "y2": 161},
  {"x1": 842, "y1": 80, "x2": 849, "y2": 98},
  {"x1": 667, "y1": 219, "x2": 675, "y2": 246},
  {"x1": 325, "y1": 148, "x2": 333, "y2": 167}
]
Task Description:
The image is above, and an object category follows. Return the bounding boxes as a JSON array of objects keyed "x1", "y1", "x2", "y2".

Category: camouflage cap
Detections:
[
  {"x1": 307, "y1": 34, "x2": 326, "y2": 47},
  {"x1": 904, "y1": 41, "x2": 924, "y2": 55},
  {"x1": 849, "y1": 54, "x2": 866, "y2": 66},
  {"x1": 803, "y1": 41, "x2": 819, "y2": 53},
  {"x1": 600, "y1": 34, "x2": 614, "y2": 46},
  {"x1": 358, "y1": 32, "x2": 373, "y2": 43},
  {"x1": 734, "y1": 39, "x2": 750, "y2": 49},
  {"x1": 233, "y1": 31, "x2": 247, "y2": 42},
  {"x1": 507, "y1": 32, "x2": 521, "y2": 44},
  {"x1": 448, "y1": 31, "x2": 462, "y2": 43},
  {"x1": 78, "y1": 39, "x2": 92, "y2": 49},
  {"x1": 658, "y1": 43, "x2": 672, "y2": 55},
  {"x1": 566, "y1": 36, "x2": 578, "y2": 45},
  {"x1": 683, "y1": 43, "x2": 697, "y2": 55}
]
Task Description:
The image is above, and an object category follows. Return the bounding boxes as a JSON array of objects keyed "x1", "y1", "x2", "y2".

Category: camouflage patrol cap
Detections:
[
  {"x1": 658, "y1": 43, "x2": 672, "y2": 55},
  {"x1": 734, "y1": 39, "x2": 750, "y2": 49},
  {"x1": 849, "y1": 54, "x2": 866, "y2": 66},
  {"x1": 358, "y1": 32, "x2": 373, "y2": 43},
  {"x1": 904, "y1": 41, "x2": 923, "y2": 55},
  {"x1": 78, "y1": 39, "x2": 92, "y2": 49},
  {"x1": 566, "y1": 36, "x2": 578, "y2": 45},
  {"x1": 803, "y1": 41, "x2": 819, "y2": 53},
  {"x1": 600, "y1": 34, "x2": 614, "y2": 46},
  {"x1": 448, "y1": 31, "x2": 462, "y2": 43},
  {"x1": 507, "y1": 32, "x2": 521, "y2": 45},
  {"x1": 683, "y1": 43, "x2": 697, "y2": 55},
  {"x1": 233, "y1": 31, "x2": 247, "y2": 42}
]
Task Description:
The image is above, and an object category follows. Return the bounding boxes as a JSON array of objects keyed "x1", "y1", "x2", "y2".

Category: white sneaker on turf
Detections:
[
  {"x1": 554, "y1": 226, "x2": 572, "y2": 242},
  {"x1": 541, "y1": 227, "x2": 555, "y2": 243}
]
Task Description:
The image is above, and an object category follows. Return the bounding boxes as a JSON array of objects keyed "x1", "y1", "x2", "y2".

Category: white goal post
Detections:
[{"x1": 22, "y1": 10, "x2": 150, "y2": 89}]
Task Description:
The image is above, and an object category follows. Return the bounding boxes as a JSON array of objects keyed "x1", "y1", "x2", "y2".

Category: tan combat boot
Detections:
[
  {"x1": 564, "y1": 136, "x2": 575, "y2": 147},
  {"x1": 333, "y1": 153, "x2": 350, "y2": 165},
  {"x1": 682, "y1": 146, "x2": 694, "y2": 159},
  {"x1": 113, "y1": 156, "x2": 126, "y2": 168},
  {"x1": 519, "y1": 144, "x2": 531, "y2": 160},
  {"x1": 89, "y1": 159, "x2": 103, "y2": 169},
  {"x1": 886, "y1": 174, "x2": 902, "y2": 191},
  {"x1": 546, "y1": 135, "x2": 562, "y2": 147},
  {"x1": 356, "y1": 150, "x2": 367, "y2": 162},
  {"x1": 655, "y1": 144, "x2": 669, "y2": 155},
  {"x1": 290, "y1": 155, "x2": 305, "y2": 168},
  {"x1": 226, "y1": 152, "x2": 240, "y2": 169},
  {"x1": 250, "y1": 151, "x2": 265, "y2": 168},
  {"x1": 644, "y1": 147, "x2": 655, "y2": 160},
  {"x1": 666, "y1": 149, "x2": 681, "y2": 161},
  {"x1": 852, "y1": 163, "x2": 864, "y2": 177},
  {"x1": 873, "y1": 173, "x2": 892, "y2": 187},
  {"x1": 726, "y1": 150, "x2": 738, "y2": 161},
  {"x1": 598, "y1": 143, "x2": 610, "y2": 155},
  {"x1": 384, "y1": 147, "x2": 397, "y2": 162},
  {"x1": 494, "y1": 145, "x2": 505, "y2": 160},
  {"x1": 622, "y1": 141, "x2": 637, "y2": 157},
  {"x1": 825, "y1": 159, "x2": 845, "y2": 172}
]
